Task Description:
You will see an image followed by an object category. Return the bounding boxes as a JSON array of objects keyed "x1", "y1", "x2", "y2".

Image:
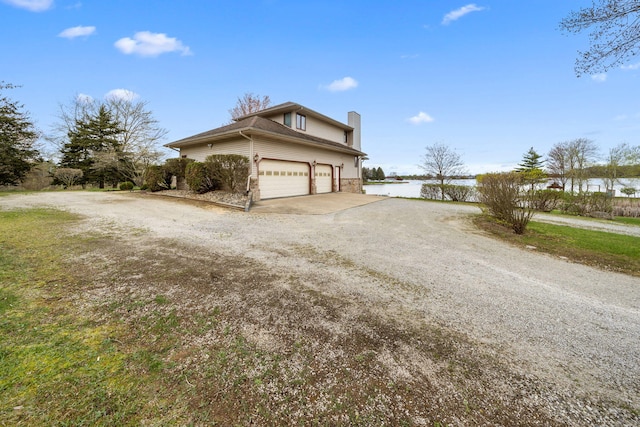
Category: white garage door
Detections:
[
  {"x1": 315, "y1": 164, "x2": 333, "y2": 194},
  {"x1": 258, "y1": 160, "x2": 310, "y2": 199}
]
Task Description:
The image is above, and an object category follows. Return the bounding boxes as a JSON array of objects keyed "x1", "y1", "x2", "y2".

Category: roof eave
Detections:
[
  {"x1": 164, "y1": 128, "x2": 251, "y2": 148},
  {"x1": 249, "y1": 128, "x2": 365, "y2": 156},
  {"x1": 165, "y1": 126, "x2": 365, "y2": 156}
]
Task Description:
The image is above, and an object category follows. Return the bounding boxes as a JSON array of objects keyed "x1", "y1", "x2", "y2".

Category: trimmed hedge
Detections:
[
  {"x1": 165, "y1": 158, "x2": 194, "y2": 179},
  {"x1": 204, "y1": 154, "x2": 250, "y2": 193},
  {"x1": 420, "y1": 183, "x2": 476, "y2": 202},
  {"x1": 185, "y1": 161, "x2": 221, "y2": 194},
  {"x1": 144, "y1": 165, "x2": 172, "y2": 192}
]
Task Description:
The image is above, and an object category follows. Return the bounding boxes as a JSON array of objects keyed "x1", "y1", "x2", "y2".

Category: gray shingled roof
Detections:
[
  {"x1": 235, "y1": 102, "x2": 353, "y2": 131},
  {"x1": 165, "y1": 115, "x2": 365, "y2": 156}
]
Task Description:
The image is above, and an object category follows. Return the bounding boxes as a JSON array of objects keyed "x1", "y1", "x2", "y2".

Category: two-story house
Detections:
[{"x1": 165, "y1": 102, "x2": 366, "y2": 200}]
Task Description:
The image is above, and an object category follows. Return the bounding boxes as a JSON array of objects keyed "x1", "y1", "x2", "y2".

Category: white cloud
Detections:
[
  {"x1": 105, "y1": 89, "x2": 140, "y2": 101},
  {"x1": 442, "y1": 4, "x2": 485, "y2": 25},
  {"x1": 58, "y1": 25, "x2": 95, "y2": 39},
  {"x1": 621, "y1": 62, "x2": 640, "y2": 70},
  {"x1": 322, "y1": 76, "x2": 358, "y2": 92},
  {"x1": 2, "y1": 0, "x2": 53, "y2": 11},
  {"x1": 591, "y1": 73, "x2": 607, "y2": 82},
  {"x1": 76, "y1": 93, "x2": 93, "y2": 104},
  {"x1": 408, "y1": 112, "x2": 434, "y2": 124},
  {"x1": 114, "y1": 31, "x2": 192, "y2": 57}
]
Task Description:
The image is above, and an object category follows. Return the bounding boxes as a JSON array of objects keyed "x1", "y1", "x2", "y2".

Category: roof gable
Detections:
[{"x1": 235, "y1": 102, "x2": 353, "y2": 131}]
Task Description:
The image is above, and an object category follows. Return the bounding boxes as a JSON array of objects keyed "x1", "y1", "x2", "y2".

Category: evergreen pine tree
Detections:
[
  {"x1": 0, "y1": 82, "x2": 40, "y2": 185},
  {"x1": 515, "y1": 147, "x2": 547, "y2": 190},
  {"x1": 516, "y1": 147, "x2": 545, "y2": 172},
  {"x1": 60, "y1": 105, "x2": 123, "y2": 188}
]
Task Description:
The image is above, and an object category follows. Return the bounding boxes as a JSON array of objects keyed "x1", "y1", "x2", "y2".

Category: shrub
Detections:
[
  {"x1": 185, "y1": 162, "x2": 221, "y2": 194},
  {"x1": 443, "y1": 184, "x2": 476, "y2": 202},
  {"x1": 530, "y1": 189, "x2": 563, "y2": 212},
  {"x1": 560, "y1": 192, "x2": 613, "y2": 218},
  {"x1": 420, "y1": 183, "x2": 442, "y2": 200},
  {"x1": 613, "y1": 198, "x2": 640, "y2": 217},
  {"x1": 477, "y1": 172, "x2": 534, "y2": 234},
  {"x1": 144, "y1": 165, "x2": 172, "y2": 192},
  {"x1": 204, "y1": 154, "x2": 250, "y2": 193},
  {"x1": 119, "y1": 181, "x2": 134, "y2": 191},
  {"x1": 588, "y1": 192, "x2": 613, "y2": 217},
  {"x1": 511, "y1": 206, "x2": 533, "y2": 235},
  {"x1": 164, "y1": 158, "x2": 194, "y2": 179}
]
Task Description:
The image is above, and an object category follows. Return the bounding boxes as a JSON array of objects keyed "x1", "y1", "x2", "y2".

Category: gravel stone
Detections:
[{"x1": 2, "y1": 191, "x2": 638, "y2": 425}]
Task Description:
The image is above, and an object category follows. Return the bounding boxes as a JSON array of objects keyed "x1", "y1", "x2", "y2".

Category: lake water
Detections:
[{"x1": 364, "y1": 179, "x2": 640, "y2": 198}]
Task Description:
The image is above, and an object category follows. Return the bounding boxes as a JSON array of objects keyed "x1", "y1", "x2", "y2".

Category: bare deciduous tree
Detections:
[
  {"x1": 567, "y1": 138, "x2": 599, "y2": 193},
  {"x1": 603, "y1": 143, "x2": 628, "y2": 192},
  {"x1": 228, "y1": 93, "x2": 271, "y2": 121},
  {"x1": 602, "y1": 142, "x2": 640, "y2": 193},
  {"x1": 419, "y1": 143, "x2": 467, "y2": 200},
  {"x1": 560, "y1": 1, "x2": 640, "y2": 76},
  {"x1": 107, "y1": 97, "x2": 167, "y2": 186},
  {"x1": 547, "y1": 141, "x2": 571, "y2": 191},
  {"x1": 548, "y1": 139, "x2": 598, "y2": 193},
  {"x1": 54, "y1": 167, "x2": 83, "y2": 188},
  {"x1": 48, "y1": 94, "x2": 97, "y2": 156}
]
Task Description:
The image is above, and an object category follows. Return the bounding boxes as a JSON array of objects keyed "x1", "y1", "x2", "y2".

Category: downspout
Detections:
[{"x1": 238, "y1": 130, "x2": 253, "y2": 194}]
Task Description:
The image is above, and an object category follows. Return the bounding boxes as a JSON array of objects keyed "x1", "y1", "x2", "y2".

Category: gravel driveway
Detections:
[{"x1": 2, "y1": 191, "x2": 639, "y2": 424}]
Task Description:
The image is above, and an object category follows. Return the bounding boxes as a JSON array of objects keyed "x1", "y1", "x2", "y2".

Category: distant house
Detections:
[{"x1": 165, "y1": 102, "x2": 366, "y2": 200}]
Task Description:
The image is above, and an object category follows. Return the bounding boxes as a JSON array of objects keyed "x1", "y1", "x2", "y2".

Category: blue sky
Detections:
[{"x1": 2, "y1": 0, "x2": 639, "y2": 175}]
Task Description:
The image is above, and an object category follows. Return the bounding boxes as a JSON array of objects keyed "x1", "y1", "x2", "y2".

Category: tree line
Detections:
[
  {"x1": 0, "y1": 87, "x2": 278, "y2": 190},
  {"x1": 362, "y1": 166, "x2": 386, "y2": 181},
  {"x1": 0, "y1": 81, "x2": 168, "y2": 189}
]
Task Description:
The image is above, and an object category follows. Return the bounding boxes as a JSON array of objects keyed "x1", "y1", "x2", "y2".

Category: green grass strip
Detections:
[
  {"x1": 523, "y1": 221, "x2": 640, "y2": 275},
  {"x1": 0, "y1": 208, "x2": 144, "y2": 426}
]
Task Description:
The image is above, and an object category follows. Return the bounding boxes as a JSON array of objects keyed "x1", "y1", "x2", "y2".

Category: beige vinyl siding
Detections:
[
  {"x1": 253, "y1": 136, "x2": 359, "y2": 179},
  {"x1": 303, "y1": 116, "x2": 346, "y2": 143},
  {"x1": 263, "y1": 112, "x2": 286, "y2": 127},
  {"x1": 179, "y1": 138, "x2": 250, "y2": 162},
  {"x1": 262, "y1": 113, "x2": 347, "y2": 144}
]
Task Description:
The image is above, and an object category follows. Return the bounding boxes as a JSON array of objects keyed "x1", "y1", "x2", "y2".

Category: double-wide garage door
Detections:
[{"x1": 259, "y1": 160, "x2": 310, "y2": 199}]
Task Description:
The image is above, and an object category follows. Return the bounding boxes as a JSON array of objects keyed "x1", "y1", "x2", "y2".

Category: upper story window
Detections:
[
  {"x1": 283, "y1": 112, "x2": 292, "y2": 127},
  {"x1": 296, "y1": 113, "x2": 306, "y2": 131}
]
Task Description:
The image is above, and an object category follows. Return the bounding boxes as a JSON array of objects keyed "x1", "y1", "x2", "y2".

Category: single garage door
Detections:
[
  {"x1": 259, "y1": 160, "x2": 310, "y2": 199},
  {"x1": 315, "y1": 164, "x2": 333, "y2": 194}
]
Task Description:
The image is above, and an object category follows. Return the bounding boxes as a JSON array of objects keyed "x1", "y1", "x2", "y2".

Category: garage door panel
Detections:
[
  {"x1": 259, "y1": 160, "x2": 310, "y2": 199},
  {"x1": 316, "y1": 164, "x2": 332, "y2": 194}
]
